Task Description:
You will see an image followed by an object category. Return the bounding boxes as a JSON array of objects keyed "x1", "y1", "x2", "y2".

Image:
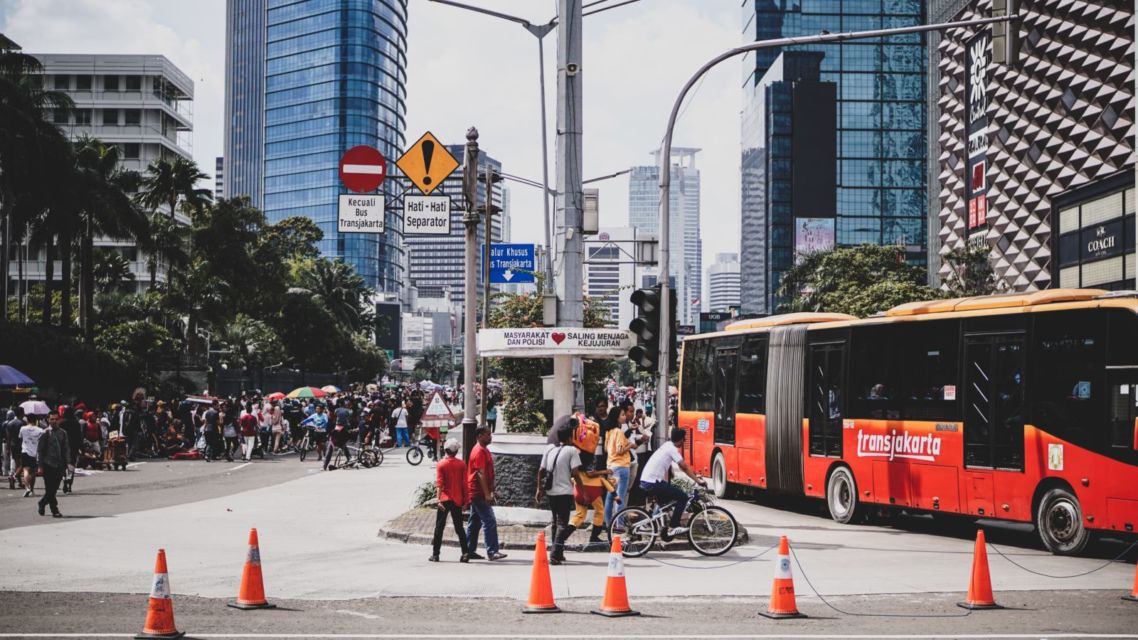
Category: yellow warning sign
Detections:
[{"x1": 396, "y1": 131, "x2": 459, "y2": 195}]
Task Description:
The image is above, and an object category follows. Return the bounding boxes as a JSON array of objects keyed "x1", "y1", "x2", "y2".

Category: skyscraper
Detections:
[
  {"x1": 707, "y1": 252, "x2": 741, "y2": 312},
  {"x1": 223, "y1": 0, "x2": 408, "y2": 291},
  {"x1": 627, "y1": 148, "x2": 702, "y2": 326},
  {"x1": 740, "y1": 0, "x2": 927, "y2": 313},
  {"x1": 404, "y1": 145, "x2": 503, "y2": 308}
]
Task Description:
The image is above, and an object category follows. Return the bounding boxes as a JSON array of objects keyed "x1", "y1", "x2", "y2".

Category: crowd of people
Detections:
[{"x1": 430, "y1": 391, "x2": 691, "y2": 566}]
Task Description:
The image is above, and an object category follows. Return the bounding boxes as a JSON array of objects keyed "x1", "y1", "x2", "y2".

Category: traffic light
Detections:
[{"x1": 628, "y1": 285, "x2": 677, "y2": 373}]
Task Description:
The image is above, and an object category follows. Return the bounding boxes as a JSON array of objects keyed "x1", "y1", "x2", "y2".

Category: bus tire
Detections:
[
  {"x1": 1036, "y1": 486, "x2": 1089, "y2": 555},
  {"x1": 826, "y1": 466, "x2": 859, "y2": 525},
  {"x1": 710, "y1": 452, "x2": 730, "y2": 499}
]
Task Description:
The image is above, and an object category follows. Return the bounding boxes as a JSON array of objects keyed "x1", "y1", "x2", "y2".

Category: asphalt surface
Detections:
[{"x1": 0, "y1": 448, "x2": 1135, "y2": 638}]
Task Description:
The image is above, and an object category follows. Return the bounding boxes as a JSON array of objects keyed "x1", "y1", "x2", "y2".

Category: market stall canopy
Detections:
[
  {"x1": 287, "y1": 386, "x2": 327, "y2": 399},
  {"x1": 0, "y1": 365, "x2": 35, "y2": 389}
]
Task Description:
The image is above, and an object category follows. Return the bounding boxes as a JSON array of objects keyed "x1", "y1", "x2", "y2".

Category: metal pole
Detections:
[
  {"x1": 479, "y1": 163, "x2": 494, "y2": 429},
  {"x1": 653, "y1": 14, "x2": 1019, "y2": 448},
  {"x1": 553, "y1": 0, "x2": 585, "y2": 419},
  {"x1": 461, "y1": 127, "x2": 480, "y2": 461},
  {"x1": 536, "y1": 35, "x2": 555, "y2": 283}
]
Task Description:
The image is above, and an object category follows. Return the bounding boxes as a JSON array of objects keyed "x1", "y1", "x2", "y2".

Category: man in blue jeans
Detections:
[
  {"x1": 638, "y1": 427, "x2": 707, "y2": 536},
  {"x1": 465, "y1": 425, "x2": 507, "y2": 561}
]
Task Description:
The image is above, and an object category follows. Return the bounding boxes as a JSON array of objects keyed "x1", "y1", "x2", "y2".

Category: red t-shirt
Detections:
[
  {"x1": 436, "y1": 456, "x2": 468, "y2": 506},
  {"x1": 239, "y1": 414, "x2": 258, "y2": 436},
  {"x1": 466, "y1": 443, "x2": 494, "y2": 500}
]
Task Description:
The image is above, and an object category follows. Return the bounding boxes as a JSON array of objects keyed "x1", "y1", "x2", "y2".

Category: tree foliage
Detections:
[
  {"x1": 414, "y1": 345, "x2": 454, "y2": 383},
  {"x1": 942, "y1": 241, "x2": 1002, "y2": 296},
  {"x1": 777, "y1": 244, "x2": 942, "y2": 317}
]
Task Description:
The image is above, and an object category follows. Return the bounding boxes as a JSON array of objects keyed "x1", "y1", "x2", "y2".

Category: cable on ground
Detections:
[
  {"x1": 645, "y1": 540, "x2": 778, "y2": 570},
  {"x1": 987, "y1": 539, "x2": 1138, "y2": 579}
]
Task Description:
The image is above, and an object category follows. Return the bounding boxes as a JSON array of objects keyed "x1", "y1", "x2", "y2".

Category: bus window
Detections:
[
  {"x1": 738, "y1": 337, "x2": 767, "y2": 414},
  {"x1": 808, "y1": 341, "x2": 846, "y2": 458},
  {"x1": 850, "y1": 326, "x2": 900, "y2": 420},
  {"x1": 1032, "y1": 310, "x2": 1105, "y2": 447},
  {"x1": 681, "y1": 340, "x2": 714, "y2": 412},
  {"x1": 900, "y1": 320, "x2": 961, "y2": 422},
  {"x1": 714, "y1": 348, "x2": 738, "y2": 445},
  {"x1": 1107, "y1": 308, "x2": 1138, "y2": 366}
]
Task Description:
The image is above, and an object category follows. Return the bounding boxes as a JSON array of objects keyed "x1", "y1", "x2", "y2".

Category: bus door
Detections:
[
  {"x1": 963, "y1": 333, "x2": 1026, "y2": 517},
  {"x1": 808, "y1": 341, "x2": 846, "y2": 458},
  {"x1": 714, "y1": 347, "x2": 739, "y2": 481},
  {"x1": 1108, "y1": 370, "x2": 1138, "y2": 457}
]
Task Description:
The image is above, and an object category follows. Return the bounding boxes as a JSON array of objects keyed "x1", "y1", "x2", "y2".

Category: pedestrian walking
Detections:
[
  {"x1": 4, "y1": 408, "x2": 24, "y2": 487},
  {"x1": 18, "y1": 416, "x2": 44, "y2": 497},
  {"x1": 221, "y1": 404, "x2": 239, "y2": 462},
  {"x1": 239, "y1": 403, "x2": 259, "y2": 461},
  {"x1": 604, "y1": 411, "x2": 635, "y2": 528},
  {"x1": 429, "y1": 438, "x2": 470, "y2": 563},
  {"x1": 36, "y1": 411, "x2": 70, "y2": 518},
  {"x1": 536, "y1": 419, "x2": 583, "y2": 565},
  {"x1": 203, "y1": 401, "x2": 222, "y2": 461},
  {"x1": 465, "y1": 425, "x2": 506, "y2": 561},
  {"x1": 391, "y1": 400, "x2": 411, "y2": 448}
]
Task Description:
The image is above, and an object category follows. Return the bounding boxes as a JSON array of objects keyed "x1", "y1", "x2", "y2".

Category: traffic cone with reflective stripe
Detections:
[
  {"x1": 759, "y1": 535, "x2": 805, "y2": 619},
  {"x1": 957, "y1": 529, "x2": 1002, "y2": 610},
  {"x1": 522, "y1": 531, "x2": 560, "y2": 613},
  {"x1": 1123, "y1": 561, "x2": 1138, "y2": 602},
  {"x1": 136, "y1": 549, "x2": 185, "y2": 639},
  {"x1": 591, "y1": 535, "x2": 640, "y2": 617},
  {"x1": 229, "y1": 528, "x2": 276, "y2": 610}
]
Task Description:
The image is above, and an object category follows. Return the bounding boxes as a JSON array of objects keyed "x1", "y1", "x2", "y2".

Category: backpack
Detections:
[{"x1": 572, "y1": 413, "x2": 599, "y2": 454}]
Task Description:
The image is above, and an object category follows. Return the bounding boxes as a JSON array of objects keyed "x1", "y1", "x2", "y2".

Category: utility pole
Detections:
[
  {"x1": 479, "y1": 164, "x2": 501, "y2": 428},
  {"x1": 461, "y1": 127, "x2": 480, "y2": 460},
  {"x1": 552, "y1": 0, "x2": 584, "y2": 419}
]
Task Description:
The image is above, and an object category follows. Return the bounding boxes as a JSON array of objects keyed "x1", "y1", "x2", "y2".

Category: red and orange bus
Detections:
[{"x1": 677, "y1": 289, "x2": 1138, "y2": 554}]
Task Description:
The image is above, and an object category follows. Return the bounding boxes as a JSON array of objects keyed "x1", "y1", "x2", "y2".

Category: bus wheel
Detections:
[
  {"x1": 711, "y1": 453, "x2": 729, "y2": 499},
  {"x1": 1036, "y1": 487, "x2": 1089, "y2": 555},
  {"x1": 826, "y1": 466, "x2": 859, "y2": 525}
]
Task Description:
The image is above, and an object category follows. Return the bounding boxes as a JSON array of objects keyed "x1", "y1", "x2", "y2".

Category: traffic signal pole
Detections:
[
  {"x1": 462, "y1": 128, "x2": 480, "y2": 460},
  {"x1": 653, "y1": 13, "x2": 1018, "y2": 448}
]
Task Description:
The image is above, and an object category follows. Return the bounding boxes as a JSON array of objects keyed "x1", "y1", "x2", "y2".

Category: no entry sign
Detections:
[{"x1": 339, "y1": 146, "x2": 387, "y2": 193}]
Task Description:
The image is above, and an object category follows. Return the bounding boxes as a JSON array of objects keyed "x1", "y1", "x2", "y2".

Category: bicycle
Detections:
[
  {"x1": 294, "y1": 426, "x2": 319, "y2": 462},
  {"x1": 337, "y1": 440, "x2": 383, "y2": 469},
  {"x1": 404, "y1": 427, "x2": 438, "y2": 466},
  {"x1": 608, "y1": 488, "x2": 738, "y2": 558}
]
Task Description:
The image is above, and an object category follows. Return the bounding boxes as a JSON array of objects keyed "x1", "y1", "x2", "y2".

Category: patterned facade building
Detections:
[{"x1": 930, "y1": 0, "x2": 1134, "y2": 290}]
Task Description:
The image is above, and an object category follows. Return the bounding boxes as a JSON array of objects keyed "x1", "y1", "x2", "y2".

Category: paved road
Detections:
[{"x1": 0, "y1": 448, "x2": 1134, "y2": 637}]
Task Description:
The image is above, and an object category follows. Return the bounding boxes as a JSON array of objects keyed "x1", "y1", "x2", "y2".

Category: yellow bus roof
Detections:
[
  {"x1": 884, "y1": 288, "x2": 1109, "y2": 317},
  {"x1": 724, "y1": 312, "x2": 856, "y2": 331}
]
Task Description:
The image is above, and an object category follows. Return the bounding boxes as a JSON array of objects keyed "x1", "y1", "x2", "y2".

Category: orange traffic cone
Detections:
[
  {"x1": 759, "y1": 535, "x2": 805, "y2": 619},
  {"x1": 1123, "y1": 562, "x2": 1138, "y2": 602},
  {"x1": 591, "y1": 535, "x2": 640, "y2": 617},
  {"x1": 229, "y1": 528, "x2": 276, "y2": 610},
  {"x1": 957, "y1": 529, "x2": 1002, "y2": 610},
  {"x1": 522, "y1": 531, "x2": 560, "y2": 613},
  {"x1": 136, "y1": 549, "x2": 185, "y2": 639}
]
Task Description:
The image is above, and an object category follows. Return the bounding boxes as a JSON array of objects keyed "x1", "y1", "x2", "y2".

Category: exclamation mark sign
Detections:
[{"x1": 421, "y1": 140, "x2": 435, "y2": 185}]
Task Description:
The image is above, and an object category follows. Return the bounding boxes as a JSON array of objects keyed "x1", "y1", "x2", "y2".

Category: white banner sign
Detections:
[
  {"x1": 404, "y1": 195, "x2": 451, "y2": 235},
  {"x1": 478, "y1": 328, "x2": 635, "y2": 359},
  {"x1": 338, "y1": 194, "x2": 385, "y2": 233}
]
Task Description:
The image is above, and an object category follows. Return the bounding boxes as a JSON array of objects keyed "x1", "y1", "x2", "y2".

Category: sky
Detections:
[{"x1": 0, "y1": 0, "x2": 744, "y2": 301}]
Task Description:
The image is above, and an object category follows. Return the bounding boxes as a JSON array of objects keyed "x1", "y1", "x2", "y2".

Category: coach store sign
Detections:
[
  {"x1": 1082, "y1": 221, "x2": 1124, "y2": 261},
  {"x1": 478, "y1": 328, "x2": 634, "y2": 358}
]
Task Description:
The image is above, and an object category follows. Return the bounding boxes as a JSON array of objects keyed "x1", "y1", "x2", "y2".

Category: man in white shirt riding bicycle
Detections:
[{"x1": 638, "y1": 427, "x2": 707, "y2": 537}]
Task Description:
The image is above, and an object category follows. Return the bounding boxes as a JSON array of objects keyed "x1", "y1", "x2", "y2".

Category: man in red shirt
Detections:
[
  {"x1": 429, "y1": 438, "x2": 469, "y2": 563},
  {"x1": 464, "y1": 425, "x2": 506, "y2": 561}
]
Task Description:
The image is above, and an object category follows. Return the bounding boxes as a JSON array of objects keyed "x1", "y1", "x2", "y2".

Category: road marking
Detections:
[
  {"x1": 228, "y1": 463, "x2": 252, "y2": 472},
  {"x1": 2, "y1": 635, "x2": 1136, "y2": 639},
  {"x1": 125, "y1": 462, "x2": 146, "y2": 470},
  {"x1": 0, "y1": 628, "x2": 1133, "y2": 633},
  {"x1": 334, "y1": 609, "x2": 383, "y2": 620}
]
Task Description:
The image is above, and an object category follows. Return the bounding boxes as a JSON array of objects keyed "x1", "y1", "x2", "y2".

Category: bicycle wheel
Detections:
[
  {"x1": 609, "y1": 507, "x2": 656, "y2": 558},
  {"x1": 359, "y1": 449, "x2": 379, "y2": 468},
  {"x1": 331, "y1": 449, "x2": 343, "y2": 470},
  {"x1": 687, "y1": 506, "x2": 738, "y2": 556},
  {"x1": 298, "y1": 438, "x2": 308, "y2": 462},
  {"x1": 406, "y1": 446, "x2": 423, "y2": 466}
]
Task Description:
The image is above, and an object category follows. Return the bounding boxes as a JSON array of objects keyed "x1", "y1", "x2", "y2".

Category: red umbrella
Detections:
[{"x1": 266, "y1": 392, "x2": 286, "y2": 401}]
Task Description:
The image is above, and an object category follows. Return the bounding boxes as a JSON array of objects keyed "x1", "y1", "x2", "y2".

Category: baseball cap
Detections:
[{"x1": 443, "y1": 438, "x2": 460, "y2": 454}]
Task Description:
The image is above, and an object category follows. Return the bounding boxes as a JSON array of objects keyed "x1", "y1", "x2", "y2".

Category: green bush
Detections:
[{"x1": 0, "y1": 325, "x2": 137, "y2": 403}]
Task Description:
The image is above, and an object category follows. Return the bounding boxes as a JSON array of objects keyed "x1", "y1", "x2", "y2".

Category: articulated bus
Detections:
[{"x1": 677, "y1": 289, "x2": 1138, "y2": 554}]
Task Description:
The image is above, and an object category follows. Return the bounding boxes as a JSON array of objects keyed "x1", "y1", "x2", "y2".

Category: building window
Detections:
[
  {"x1": 53, "y1": 75, "x2": 69, "y2": 90},
  {"x1": 104, "y1": 75, "x2": 119, "y2": 91},
  {"x1": 73, "y1": 109, "x2": 92, "y2": 125},
  {"x1": 125, "y1": 75, "x2": 141, "y2": 91},
  {"x1": 52, "y1": 109, "x2": 69, "y2": 124},
  {"x1": 123, "y1": 143, "x2": 141, "y2": 159},
  {"x1": 124, "y1": 109, "x2": 141, "y2": 125},
  {"x1": 102, "y1": 109, "x2": 119, "y2": 126},
  {"x1": 75, "y1": 75, "x2": 92, "y2": 91}
]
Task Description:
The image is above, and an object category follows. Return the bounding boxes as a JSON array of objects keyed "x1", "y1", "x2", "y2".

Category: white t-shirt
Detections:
[
  {"x1": 540, "y1": 443, "x2": 582, "y2": 496},
  {"x1": 640, "y1": 440, "x2": 682, "y2": 484},
  {"x1": 20, "y1": 424, "x2": 44, "y2": 457},
  {"x1": 391, "y1": 407, "x2": 408, "y2": 429}
]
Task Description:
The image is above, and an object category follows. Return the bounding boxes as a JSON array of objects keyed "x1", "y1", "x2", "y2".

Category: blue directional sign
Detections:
[{"x1": 487, "y1": 243, "x2": 536, "y2": 284}]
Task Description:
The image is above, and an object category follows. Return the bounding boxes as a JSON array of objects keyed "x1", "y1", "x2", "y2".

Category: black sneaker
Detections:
[
  {"x1": 37, "y1": 503, "x2": 45, "y2": 516},
  {"x1": 460, "y1": 554, "x2": 470, "y2": 563},
  {"x1": 427, "y1": 555, "x2": 439, "y2": 562},
  {"x1": 51, "y1": 510, "x2": 62, "y2": 518},
  {"x1": 488, "y1": 552, "x2": 508, "y2": 561},
  {"x1": 466, "y1": 552, "x2": 485, "y2": 560}
]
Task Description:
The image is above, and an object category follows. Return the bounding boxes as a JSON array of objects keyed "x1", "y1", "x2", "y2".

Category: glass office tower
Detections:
[
  {"x1": 740, "y1": 0, "x2": 927, "y2": 313},
  {"x1": 225, "y1": 0, "x2": 408, "y2": 291}
]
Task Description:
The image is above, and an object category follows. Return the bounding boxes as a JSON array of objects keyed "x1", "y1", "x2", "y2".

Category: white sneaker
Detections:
[{"x1": 667, "y1": 526, "x2": 688, "y2": 536}]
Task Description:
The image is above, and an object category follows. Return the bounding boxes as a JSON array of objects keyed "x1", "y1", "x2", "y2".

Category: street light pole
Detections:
[
  {"x1": 654, "y1": 14, "x2": 1019, "y2": 447},
  {"x1": 462, "y1": 127, "x2": 480, "y2": 460}
]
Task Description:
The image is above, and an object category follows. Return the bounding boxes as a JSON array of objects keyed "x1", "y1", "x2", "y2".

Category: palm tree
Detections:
[
  {"x1": 296, "y1": 258, "x2": 370, "y2": 332},
  {"x1": 72, "y1": 137, "x2": 149, "y2": 340},
  {"x1": 136, "y1": 157, "x2": 212, "y2": 219},
  {"x1": 140, "y1": 212, "x2": 189, "y2": 289}
]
